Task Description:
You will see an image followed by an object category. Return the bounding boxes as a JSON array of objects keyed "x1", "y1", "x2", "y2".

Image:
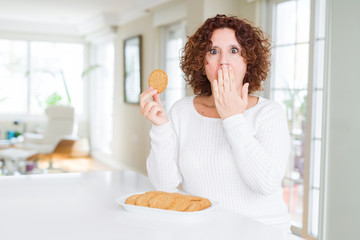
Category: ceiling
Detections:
[{"x1": 0, "y1": 0, "x2": 172, "y2": 35}]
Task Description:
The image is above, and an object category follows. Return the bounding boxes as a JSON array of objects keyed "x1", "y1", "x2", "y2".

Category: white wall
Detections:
[
  {"x1": 324, "y1": 0, "x2": 360, "y2": 239},
  {"x1": 113, "y1": 14, "x2": 155, "y2": 174},
  {"x1": 203, "y1": 0, "x2": 241, "y2": 20}
]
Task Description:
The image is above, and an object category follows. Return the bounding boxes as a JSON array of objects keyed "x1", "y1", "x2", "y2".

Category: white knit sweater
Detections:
[{"x1": 146, "y1": 95, "x2": 291, "y2": 228}]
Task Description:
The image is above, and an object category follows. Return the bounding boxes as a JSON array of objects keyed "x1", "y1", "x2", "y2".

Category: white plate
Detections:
[{"x1": 116, "y1": 192, "x2": 217, "y2": 217}]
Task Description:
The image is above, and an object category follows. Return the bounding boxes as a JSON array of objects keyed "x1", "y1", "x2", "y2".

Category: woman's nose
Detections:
[{"x1": 219, "y1": 53, "x2": 230, "y2": 66}]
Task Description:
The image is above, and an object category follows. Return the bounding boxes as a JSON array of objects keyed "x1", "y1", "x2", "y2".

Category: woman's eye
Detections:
[
  {"x1": 231, "y1": 48, "x2": 239, "y2": 54},
  {"x1": 209, "y1": 49, "x2": 218, "y2": 55}
]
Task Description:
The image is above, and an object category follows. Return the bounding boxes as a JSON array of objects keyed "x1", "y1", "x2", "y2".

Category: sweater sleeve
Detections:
[
  {"x1": 146, "y1": 121, "x2": 182, "y2": 191},
  {"x1": 222, "y1": 103, "x2": 290, "y2": 195}
]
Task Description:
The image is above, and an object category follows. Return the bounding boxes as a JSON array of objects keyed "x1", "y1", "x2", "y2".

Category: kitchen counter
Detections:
[{"x1": 0, "y1": 170, "x2": 301, "y2": 240}]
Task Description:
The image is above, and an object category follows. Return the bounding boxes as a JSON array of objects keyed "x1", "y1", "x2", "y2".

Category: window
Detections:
[
  {"x1": 0, "y1": 39, "x2": 85, "y2": 116},
  {"x1": 30, "y1": 42, "x2": 84, "y2": 115},
  {"x1": 0, "y1": 40, "x2": 28, "y2": 114},
  {"x1": 89, "y1": 41, "x2": 114, "y2": 157},
  {"x1": 307, "y1": 0, "x2": 327, "y2": 237},
  {"x1": 161, "y1": 21, "x2": 187, "y2": 111},
  {"x1": 267, "y1": 0, "x2": 327, "y2": 238}
]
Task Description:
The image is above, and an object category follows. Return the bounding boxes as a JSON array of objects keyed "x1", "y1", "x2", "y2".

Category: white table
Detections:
[{"x1": 0, "y1": 170, "x2": 301, "y2": 240}]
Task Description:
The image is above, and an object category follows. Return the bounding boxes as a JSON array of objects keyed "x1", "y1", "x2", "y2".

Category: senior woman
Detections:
[{"x1": 139, "y1": 14, "x2": 291, "y2": 233}]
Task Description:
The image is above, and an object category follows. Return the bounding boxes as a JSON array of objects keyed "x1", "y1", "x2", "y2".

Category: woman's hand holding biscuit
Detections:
[
  {"x1": 140, "y1": 87, "x2": 169, "y2": 126},
  {"x1": 212, "y1": 65, "x2": 249, "y2": 119}
]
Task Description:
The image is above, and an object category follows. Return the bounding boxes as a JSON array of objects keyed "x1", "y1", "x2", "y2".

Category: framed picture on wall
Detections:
[{"x1": 124, "y1": 35, "x2": 142, "y2": 104}]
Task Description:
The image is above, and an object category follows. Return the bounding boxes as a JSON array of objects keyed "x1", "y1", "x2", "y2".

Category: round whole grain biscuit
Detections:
[
  {"x1": 184, "y1": 201, "x2": 202, "y2": 212},
  {"x1": 135, "y1": 191, "x2": 164, "y2": 207},
  {"x1": 198, "y1": 198, "x2": 211, "y2": 210},
  {"x1": 148, "y1": 193, "x2": 176, "y2": 210},
  {"x1": 125, "y1": 194, "x2": 141, "y2": 205},
  {"x1": 182, "y1": 194, "x2": 203, "y2": 201},
  {"x1": 180, "y1": 194, "x2": 211, "y2": 211},
  {"x1": 168, "y1": 194, "x2": 191, "y2": 211},
  {"x1": 148, "y1": 69, "x2": 168, "y2": 93}
]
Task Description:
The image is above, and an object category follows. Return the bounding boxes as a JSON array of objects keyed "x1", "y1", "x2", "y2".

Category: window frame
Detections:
[
  {"x1": 265, "y1": 0, "x2": 328, "y2": 239},
  {"x1": 160, "y1": 20, "x2": 187, "y2": 111},
  {"x1": 88, "y1": 38, "x2": 115, "y2": 159}
]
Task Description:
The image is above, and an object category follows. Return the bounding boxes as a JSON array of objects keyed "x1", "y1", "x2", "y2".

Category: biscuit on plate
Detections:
[
  {"x1": 125, "y1": 194, "x2": 141, "y2": 205},
  {"x1": 148, "y1": 193, "x2": 176, "y2": 209},
  {"x1": 181, "y1": 194, "x2": 211, "y2": 211},
  {"x1": 198, "y1": 198, "x2": 211, "y2": 210},
  {"x1": 135, "y1": 191, "x2": 164, "y2": 207},
  {"x1": 168, "y1": 194, "x2": 191, "y2": 211},
  {"x1": 148, "y1": 69, "x2": 168, "y2": 93},
  {"x1": 182, "y1": 194, "x2": 203, "y2": 201},
  {"x1": 126, "y1": 191, "x2": 211, "y2": 212},
  {"x1": 184, "y1": 201, "x2": 202, "y2": 212}
]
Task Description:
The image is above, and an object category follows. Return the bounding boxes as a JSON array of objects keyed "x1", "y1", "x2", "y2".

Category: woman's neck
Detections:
[
  {"x1": 199, "y1": 94, "x2": 259, "y2": 109},
  {"x1": 202, "y1": 95, "x2": 216, "y2": 108}
]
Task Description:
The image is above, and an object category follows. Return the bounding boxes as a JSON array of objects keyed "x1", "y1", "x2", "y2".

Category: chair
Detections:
[
  {"x1": 27, "y1": 139, "x2": 78, "y2": 172},
  {"x1": 21, "y1": 105, "x2": 78, "y2": 173},
  {"x1": 23, "y1": 105, "x2": 78, "y2": 154}
]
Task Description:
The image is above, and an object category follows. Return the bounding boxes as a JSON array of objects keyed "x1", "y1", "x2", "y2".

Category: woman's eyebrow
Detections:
[
  {"x1": 211, "y1": 44, "x2": 241, "y2": 49},
  {"x1": 230, "y1": 44, "x2": 241, "y2": 48}
]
